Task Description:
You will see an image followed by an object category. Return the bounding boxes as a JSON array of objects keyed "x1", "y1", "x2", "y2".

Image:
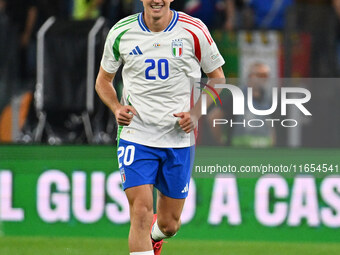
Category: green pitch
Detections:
[{"x1": 0, "y1": 237, "x2": 339, "y2": 255}]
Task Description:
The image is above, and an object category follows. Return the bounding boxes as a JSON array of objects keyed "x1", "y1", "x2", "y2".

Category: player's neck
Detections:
[{"x1": 143, "y1": 10, "x2": 173, "y2": 32}]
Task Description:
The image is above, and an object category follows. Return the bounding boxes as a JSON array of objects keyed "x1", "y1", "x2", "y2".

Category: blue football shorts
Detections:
[{"x1": 117, "y1": 139, "x2": 195, "y2": 199}]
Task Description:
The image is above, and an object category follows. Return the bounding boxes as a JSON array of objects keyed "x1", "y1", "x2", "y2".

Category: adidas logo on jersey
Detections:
[
  {"x1": 129, "y1": 46, "x2": 143, "y2": 55},
  {"x1": 181, "y1": 183, "x2": 189, "y2": 193}
]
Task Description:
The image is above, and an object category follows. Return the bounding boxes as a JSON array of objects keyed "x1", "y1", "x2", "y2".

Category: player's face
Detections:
[{"x1": 141, "y1": 0, "x2": 174, "y2": 20}]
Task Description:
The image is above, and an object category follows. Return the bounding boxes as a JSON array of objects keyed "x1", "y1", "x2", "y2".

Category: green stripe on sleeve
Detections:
[
  {"x1": 113, "y1": 29, "x2": 130, "y2": 61},
  {"x1": 117, "y1": 125, "x2": 124, "y2": 147}
]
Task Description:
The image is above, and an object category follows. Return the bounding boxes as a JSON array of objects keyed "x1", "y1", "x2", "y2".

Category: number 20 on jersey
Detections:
[{"x1": 145, "y1": 59, "x2": 169, "y2": 80}]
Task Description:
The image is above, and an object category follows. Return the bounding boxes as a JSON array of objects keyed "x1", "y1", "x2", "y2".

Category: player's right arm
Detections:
[{"x1": 95, "y1": 67, "x2": 136, "y2": 126}]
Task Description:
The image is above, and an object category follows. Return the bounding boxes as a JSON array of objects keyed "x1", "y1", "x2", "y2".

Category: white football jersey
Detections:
[{"x1": 101, "y1": 10, "x2": 225, "y2": 148}]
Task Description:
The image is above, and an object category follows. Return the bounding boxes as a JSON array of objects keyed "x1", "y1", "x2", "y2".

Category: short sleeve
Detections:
[
  {"x1": 199, "y1": 24, "x2": 225, "y2": 74},
  {"x1": 100, "y1": 29, "x2": 123, "y2": 74}
]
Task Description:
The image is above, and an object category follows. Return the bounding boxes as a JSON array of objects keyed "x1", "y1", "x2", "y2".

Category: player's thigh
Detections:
[
  {"x1": 125, "y1": 184, "x2": 154, "y2": 220},
  {"x1": 157, "y1": 191, "x2": 185, "y2": 222}
]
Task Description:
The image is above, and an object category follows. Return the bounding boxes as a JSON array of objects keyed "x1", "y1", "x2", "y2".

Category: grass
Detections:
[{"x1": 0, "y1": 237, "x2": 339, "y2": 255}]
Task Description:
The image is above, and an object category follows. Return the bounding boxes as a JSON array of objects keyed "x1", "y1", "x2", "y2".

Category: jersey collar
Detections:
[{"x1": 138, "y1": 10, "x2": 178, "y2": 33}]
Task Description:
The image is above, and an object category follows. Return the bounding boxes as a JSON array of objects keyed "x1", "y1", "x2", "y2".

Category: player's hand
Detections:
[
  {"x1": 114, "y1": 105, "x2": 137, "y2": 126},
  {"x1": 173, "y1": 112, "x2": 197, "y2": 133}
]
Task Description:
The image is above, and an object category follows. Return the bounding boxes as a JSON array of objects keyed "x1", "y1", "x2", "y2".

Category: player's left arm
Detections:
[
  {"x1": 175, "y1": 18, "x2": 225, "y2": 133},
  {"x1": 174, "y1": 66, "x2": 225, "y2": 133}
]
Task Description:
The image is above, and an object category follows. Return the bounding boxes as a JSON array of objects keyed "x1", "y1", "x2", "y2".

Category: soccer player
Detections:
[{"x1": 95, "y1": 1, "x2": 225, "y2": 254}]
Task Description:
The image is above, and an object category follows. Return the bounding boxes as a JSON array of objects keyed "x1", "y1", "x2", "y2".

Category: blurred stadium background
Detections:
[{"x1": 0, "y1": 0, "x2": 340, "y2": 254}]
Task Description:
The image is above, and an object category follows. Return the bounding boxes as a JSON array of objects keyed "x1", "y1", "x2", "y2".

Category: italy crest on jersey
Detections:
[{"x1": 172, "y1": 39, "x2": 183, "y2": 58}]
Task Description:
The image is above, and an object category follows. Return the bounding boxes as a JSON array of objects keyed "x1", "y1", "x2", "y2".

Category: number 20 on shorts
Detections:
[{"x1": 118, "y1": 145, "x2": 135, "y2": 168}]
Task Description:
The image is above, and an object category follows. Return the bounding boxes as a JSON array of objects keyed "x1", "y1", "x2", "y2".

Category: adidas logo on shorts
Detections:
[{"x1": 181, "y1": 183, "x2": 189, "y2": 193}]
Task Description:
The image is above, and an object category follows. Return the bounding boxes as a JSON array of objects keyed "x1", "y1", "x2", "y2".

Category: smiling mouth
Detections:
[{"x1": 151, "y1": 5, "x2": 163, "y2": 10}]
